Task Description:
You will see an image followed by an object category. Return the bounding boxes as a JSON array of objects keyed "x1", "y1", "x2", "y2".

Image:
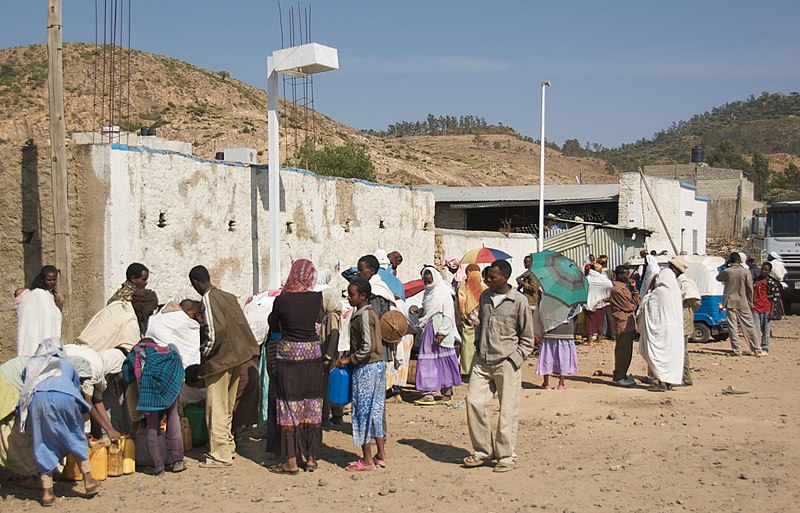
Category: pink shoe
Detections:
[
  {"x1": 556, "y1": 385, "x2": 567, "y2": 391},
  {"x1": 540, "y1": 384, "x2": 552, "y2": 390}
]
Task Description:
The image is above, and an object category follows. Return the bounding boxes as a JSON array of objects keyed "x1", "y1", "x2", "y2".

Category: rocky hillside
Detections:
[{"x1": 0, "y1": 43, "x2": 610, "y2": 186}]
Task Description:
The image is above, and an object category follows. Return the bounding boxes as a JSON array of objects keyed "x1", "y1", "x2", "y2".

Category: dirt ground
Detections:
[{"x1": 2, "y1": 314, "x2": 798, "y2": 513}]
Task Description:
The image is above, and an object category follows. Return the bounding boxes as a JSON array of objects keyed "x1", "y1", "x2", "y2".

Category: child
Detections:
[{"x1": 335, "y1": 278, "x2": 387, "y2": 472}]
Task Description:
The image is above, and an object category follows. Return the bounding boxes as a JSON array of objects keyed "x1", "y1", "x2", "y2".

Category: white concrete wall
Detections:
[
  {"x1": 679, "y1": 186, "x2": 708, "y2": 255},
  {"x1": 94, "y1": 144, "x2": 435, "y2": 303},
  {"x1": 436, "y1": 228, "x2": 537, "y2": 280},
  {"x1": 619, "y1": 173, "x2": 682, "y2": 254}
]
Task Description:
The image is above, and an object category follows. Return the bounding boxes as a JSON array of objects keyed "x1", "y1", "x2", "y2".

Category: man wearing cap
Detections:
[
  {"x1": 716, "y1": 253, "x2": 763, "y2": 357},
  {"x1": 669, "y1": 257, "x2": 701, "y2": 385}
]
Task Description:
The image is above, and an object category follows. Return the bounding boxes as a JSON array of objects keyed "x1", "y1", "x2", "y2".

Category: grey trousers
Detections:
[
  {"x1": 727, "y1": 308, "x2": 761, "y2": 355},
  {"x1": 465, "y1": 356, "x2": 521, "y2": 465}
]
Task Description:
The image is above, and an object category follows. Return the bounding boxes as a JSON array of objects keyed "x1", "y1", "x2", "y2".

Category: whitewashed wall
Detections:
[
  {"x1": 436, "y1": 228, "x2": 537, "y2": 280},
  {"x1": 94, "y1": 144, "x2": 435, "y2": 303}
]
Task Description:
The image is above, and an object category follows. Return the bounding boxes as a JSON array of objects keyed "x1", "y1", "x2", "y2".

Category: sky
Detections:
[{"x1": 2, "y1": 1, "x2": 799, "y2": 148}]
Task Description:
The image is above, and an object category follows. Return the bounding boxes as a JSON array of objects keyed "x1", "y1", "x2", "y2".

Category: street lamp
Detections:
[
  {"x1": 538, "y1": 80, "x2": 551, "y2": 253},
  {"x1": 267, "y1": 43, "x2": 339, "y2": 290}
]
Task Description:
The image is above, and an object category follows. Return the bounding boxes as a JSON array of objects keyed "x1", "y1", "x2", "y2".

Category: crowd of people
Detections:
[{"x1": 1, "y1": 244, "x2": 789, "y2": 505}]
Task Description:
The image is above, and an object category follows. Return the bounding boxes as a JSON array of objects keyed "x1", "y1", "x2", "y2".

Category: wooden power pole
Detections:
[{"x1": 47, "y1": 0, "x2": 73, "y2": 339}]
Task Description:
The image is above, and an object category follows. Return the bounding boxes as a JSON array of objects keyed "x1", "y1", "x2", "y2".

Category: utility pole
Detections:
[{"x1": 47, "y1": 0, "x2": 73, "y2": 338}]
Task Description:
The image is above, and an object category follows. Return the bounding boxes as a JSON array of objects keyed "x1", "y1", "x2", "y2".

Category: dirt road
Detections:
[{"x1": 2, "y1": 316, "x2": 798, "y2": 512}]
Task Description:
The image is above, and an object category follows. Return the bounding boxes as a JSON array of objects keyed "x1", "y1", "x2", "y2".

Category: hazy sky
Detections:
[{"x1": 3, "y1": 1, "x2": 798, "y2": 148}]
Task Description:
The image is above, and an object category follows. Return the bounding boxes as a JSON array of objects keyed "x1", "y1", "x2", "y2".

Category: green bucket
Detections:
[{"x1": 184, "y1": 404, "x2": 208, "y2": 446}]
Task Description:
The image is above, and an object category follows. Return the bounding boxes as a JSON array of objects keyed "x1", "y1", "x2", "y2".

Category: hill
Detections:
[
  {"x1": 0, "y1": 43, "x2": 612, "y2": 186},
  {"x1": 584, "y1": 92, "x2": 800, "y2": 173}
]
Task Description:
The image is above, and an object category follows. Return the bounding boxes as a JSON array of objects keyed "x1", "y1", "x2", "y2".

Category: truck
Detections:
[{"x1": 752, "y1": 201, "x2": 800, "y2": 312}]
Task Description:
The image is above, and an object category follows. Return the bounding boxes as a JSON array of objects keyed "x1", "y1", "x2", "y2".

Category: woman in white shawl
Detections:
[
  {"x1": 15, "y1": 266, "x2": 63, "y2": 357},
  {"x1": 639, "y1": 254, "x2": 660, "y2": 295},
  {"x1": 412, "y1": 266, "x2": 462, "y2": 405},
  {"x1": 637, "y1": 268, "x2": 685, "y2": 391},
  {"x1": 585, "y1": 264, "x2": 613, "y2": 346}
]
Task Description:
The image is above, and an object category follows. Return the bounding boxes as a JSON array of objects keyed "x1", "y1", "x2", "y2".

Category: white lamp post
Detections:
[
  {"x1": 538, "y1": 80, "x2": 551, "y2": 253},
  {"x1": 267, "y1": 43, "x2": 339, "y2": 289}
]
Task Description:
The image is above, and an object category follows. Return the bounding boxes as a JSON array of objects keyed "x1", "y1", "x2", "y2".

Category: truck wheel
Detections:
[{"x1": 690, "y1": 323, "x2": 711, "y2": 343}]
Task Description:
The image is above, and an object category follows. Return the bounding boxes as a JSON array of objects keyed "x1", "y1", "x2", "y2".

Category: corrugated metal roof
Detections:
[{"x1": 423, "y1": 184, "x2": 619, "y2": 204}]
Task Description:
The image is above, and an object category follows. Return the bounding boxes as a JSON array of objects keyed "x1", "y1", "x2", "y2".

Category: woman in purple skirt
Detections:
[
  {"x1": 536, "y1": 308, "x2": 580, "y2": 391},
  {"x1": 412, "y1": 266, "x2": 462, "y2": 405}
]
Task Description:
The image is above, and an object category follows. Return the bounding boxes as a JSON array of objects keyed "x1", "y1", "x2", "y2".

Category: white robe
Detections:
[
  {"x1": 417, "y1": 266, "x2": 460, "y2": 347},
  {"x1": 586, "y1": 269, "x2": 613, "y2": 311},
  {"x1": 145, "y1": 309, "x2": 201, "y2": 369},
  {"x1": 638, "y1": 269, "x2": 685, "y2": 385},
  {"x1": 639, "y1": 255, "x2": 660, "y2": 295},
  {"x1": 75, "y1": 300, "x2": 140, "y2": 351},
  {"x1": 15, "y1": 289, "x2": 62, "y2": 357}
]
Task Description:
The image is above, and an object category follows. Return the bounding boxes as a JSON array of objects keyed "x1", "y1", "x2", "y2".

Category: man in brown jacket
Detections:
[
  {"x1": 608, "y1": 265, "x2": 639, "y2": 387},
  {"x1": 189, "y1": 265, "x2": 259, "y2": 468},
  {"x1": 716, "y1": 253, "x2": 763, "y2": 357}
]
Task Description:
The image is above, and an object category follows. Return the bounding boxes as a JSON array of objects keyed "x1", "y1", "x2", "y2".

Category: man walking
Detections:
[
  {"x1": 608, "y1": 265, "x2": 639, "y2": 387},
  {"x1": 716, "y1": 253, "x2": 762, "y2": 357},
  {"x1": 753, "y1": 261, "x2": 782, "y2": 354},
  {"x1": 189, "y1": 266, "x2": 259, "y2": 468},
  {"x1": 464, "y1": 260, "x2": 534, "y2": 473}
]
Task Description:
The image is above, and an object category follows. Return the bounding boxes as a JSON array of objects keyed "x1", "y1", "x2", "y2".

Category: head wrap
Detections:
[
  {"x1": 458, "y1": 265, "x2": 487, "y2": 315},
  {"x1": 388, "y1": 251, "x2": 403, "y2": 269},
  {"x1": 465, "y1": 263, "x2": 480, "y2": 273},
  {"x1": 374, "y1": 249, "x2": 391, "y2": 269},
  {"x1": 283, "y1": 259, "x2": 317, "y2": 294},
  {"x1": 444, "y1": 256, "x2": 460, "y2": 270}
]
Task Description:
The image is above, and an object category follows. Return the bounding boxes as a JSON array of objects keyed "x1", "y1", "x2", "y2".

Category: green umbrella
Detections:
[{"x1": 529, "y1": 250, "x2": 588, "y2": 331}]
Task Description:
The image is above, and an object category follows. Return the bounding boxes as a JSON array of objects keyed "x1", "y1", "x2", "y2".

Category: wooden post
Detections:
[
  {"x1": 637, "y1": 167, "x2": 679, "y2": 254},
  {"x1": 47, "y1": 0, "x2": 73, "y2": 339}
]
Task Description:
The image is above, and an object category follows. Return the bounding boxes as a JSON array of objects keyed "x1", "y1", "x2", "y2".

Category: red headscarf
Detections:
[
  {"x1": 282, "y1": 259, "x2": 317, "y2": 293},
  {"x1": 388, "y1": 251, "x2": 403, "y2": 273}
]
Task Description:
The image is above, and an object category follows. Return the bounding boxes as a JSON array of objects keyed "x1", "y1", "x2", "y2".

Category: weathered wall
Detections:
[
  {"x1": 435, "y1": 228, "x2": 537, "y2": 279},
  {"x1": 643, "y1": 164, "x2": 755, "y2": 237},
  {"x1": 0, "y1": 143, "x2": 106, "y2": 359},
  {"x1": 99, "y1": 144, "x2": 436, "y2": 305},
  {"x1": 619, "y1": 173, "x2": 682, "y2": 254},
  {"x1": 679, "y1": 186, "x2": 707, "y2": 254}
]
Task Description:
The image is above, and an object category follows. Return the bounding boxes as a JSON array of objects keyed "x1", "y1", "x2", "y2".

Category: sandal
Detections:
[
  {"x1": 304, "y1": 462, "x2": 319, "y2": 472},
  {"x1": 199, "y1": 458, "x2": 233, "y2": 469},
  {"x1": 539, "y1": 385, "x2": 552, "y2": 390},
  {"x1": 462, "y1": 454, "x2": 492, "y2": 468},
  {"x1": 269, "y1": 464, "x2": 300, "y2": 475},
  {"x1": 345, "y1": 460, "x2": 376, "y2": 472},
  {"x1": 373, "y1": 456, "x2": 388, "y2": 468},
  {"x1": 414, "y1": 395, "x2": 437, "y2": 406}
]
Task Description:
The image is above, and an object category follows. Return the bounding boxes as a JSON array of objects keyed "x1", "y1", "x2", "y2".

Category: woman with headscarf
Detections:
[
  {"x1": 412, "y1": 266, "x2": 462, "y2": 405},
  {"x1": 639, "y1": 254, "x2": 660, "y2": 295},
  {"x1": 585, "y1": 263, "x2": 613, "y2": 346},
  {"x1": 637, "y1": 268, "x2": 685, "y2": 392},
  {"x1": 457, "y1": 264, "x2": 486, "y2": 376},
  {"x1": 19, "y1": 338, "x2": 100, "y2": 506},
  {"x1": 387, "y1": 251, "x2": 403, "y2": 276},
  {"x1": 267, "y1": 259, "x2": 324, "y2": 474},
  {"x1": 15, "y1": 266, "x2": 63, "y2": 357}
]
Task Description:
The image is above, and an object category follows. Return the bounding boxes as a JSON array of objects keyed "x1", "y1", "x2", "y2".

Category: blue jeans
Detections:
[{"x1": 754, "y1": 312, "x2": 770, "y2": 352}]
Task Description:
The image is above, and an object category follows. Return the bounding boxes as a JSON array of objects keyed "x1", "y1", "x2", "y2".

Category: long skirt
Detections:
[
  {"x1": 536, "y1": 336, "x2": 579, "y2": 376},
  {"x1": 275, "y1": 340, "x2": 323, "y2": 460},
  {"x1": 351, "y1": 361, "x2": 386, "y2": 447},
  {"x1": 459, "y1": 324, "x2": 477, "y2": 375},
  {"x1": 415, "y1": 321, "x2": 462, "y2": 393},
  {"x1": 585, "y1": 308, "x2": 606, "y2": 336},
  {"x1": 386, "y1": 334, "x2": 415, "y2": 388},
  {"x1": 28, "y1": 390, "x2": 89, "y2": 474}
]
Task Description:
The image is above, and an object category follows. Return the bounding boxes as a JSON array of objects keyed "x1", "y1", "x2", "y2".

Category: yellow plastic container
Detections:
[
  {"x1": 180, "y1": 418, "x2": 192, "y2": 452},
  {"x1": 107, "y1": 440, "x2": 124, "y2": 477},
  {"x1": 121, "y1": 435, "x2": 136, "y2": 474},
  {"x1": 62, "y1": 454, "x2": 83, "y2": 481},
  {"x1": 88, "y1": 441, "x2": 108, "y2": 481}
]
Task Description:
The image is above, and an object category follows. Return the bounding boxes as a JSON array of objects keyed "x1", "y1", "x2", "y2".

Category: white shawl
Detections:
[
  {"x1": 16, "y1": 289, "x2": 62, "y2": 357},
  {"x1": 369, "y1": 274, "x2": 396, "y2": 306},
  {"x1": 639, "y1": 255, "x2": 659, "y2": 295},
  {"x1": 586, "y1": 269, "x2": 613, "y2": 311},
  {"x1": 145, "y1": 308, "x2": 201, "y2": 368},
  {"x1": 638, "y1": 269, "x2": 685, "y2": 385},
  {"x1": 417, "y1": 266, "x2": 460, "y2": 345}
]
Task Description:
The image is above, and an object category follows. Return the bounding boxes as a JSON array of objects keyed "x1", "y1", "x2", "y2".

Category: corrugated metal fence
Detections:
[{"x1": 543, "y1": 224, "x2": 639, "y2": 269}]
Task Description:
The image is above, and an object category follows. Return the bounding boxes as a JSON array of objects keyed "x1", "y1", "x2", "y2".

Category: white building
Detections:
[{"x1": 618, "y1": 172, "x2": 708, "y2": 255}]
